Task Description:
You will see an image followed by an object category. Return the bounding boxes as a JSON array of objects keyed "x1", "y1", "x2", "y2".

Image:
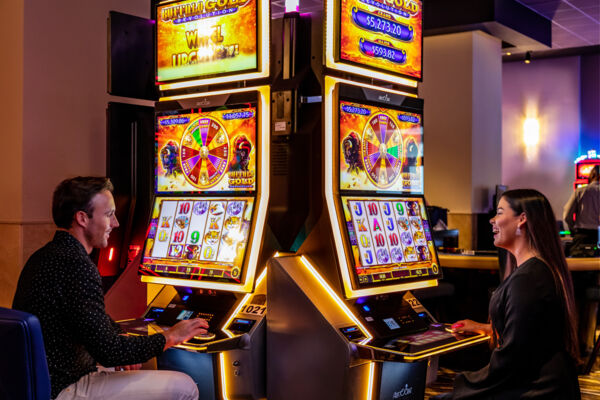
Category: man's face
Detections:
[{"x1": 84, "y1": 190, "x2": 119, "y2": 249}]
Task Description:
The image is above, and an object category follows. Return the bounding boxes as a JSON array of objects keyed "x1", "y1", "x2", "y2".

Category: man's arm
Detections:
[
  {"x1": 65, "y1": 260, "x2": 166, "y2": 367},
  {"x1": 563, "y1": 191, "x2": 577, "y2": 233}
]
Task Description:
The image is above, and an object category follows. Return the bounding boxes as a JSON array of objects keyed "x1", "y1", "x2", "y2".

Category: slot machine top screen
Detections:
[
  {"x1": 338, "y1": 0, "x2": 422, "y2": 80},
  {"x1": 156, "y1": 0, "x2": 258, "y2": 83},
  {"x1": 341, "y1": 195, "x2": 441, "y2": 289},
  {"x1": 339, "y1": 100, "x2": 423, "y2": 194},
  {"x1": 156, "y1": 105, "x2": 257, "y2": 193},
  {"x1": 140, "y1": 196, "x2": 254, "y2": 283}
]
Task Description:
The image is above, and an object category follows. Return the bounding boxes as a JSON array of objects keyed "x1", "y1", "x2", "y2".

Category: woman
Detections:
[{"x1": 432, "y1": 189, "x2": 581, "y2": 399}]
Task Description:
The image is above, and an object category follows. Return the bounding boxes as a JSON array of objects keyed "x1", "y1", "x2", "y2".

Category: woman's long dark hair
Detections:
[{"x1": 501, "y1": 189, "x2": 579, "y2": 362}]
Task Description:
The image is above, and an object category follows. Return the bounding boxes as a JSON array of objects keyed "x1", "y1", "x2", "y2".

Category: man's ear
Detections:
[{"x1": 74, "y1": 210, "x2": 90, "y2": 228}]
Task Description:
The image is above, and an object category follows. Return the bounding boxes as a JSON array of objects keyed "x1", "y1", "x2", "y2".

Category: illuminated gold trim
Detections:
[
  {"x1": 300, "y1": 256, "x2": 373, "y2": 344},
  {"x1": 366, "y1": 361, "x2": 375, "y2": 400},
  {"x1": 402, "y1": 335, "x2": 490, "y2": 361},
  {"x1": 221, "y1": 267, "x2": 268, "y2": 337},
  {"x1": 323, "y1": 76, "x2": 435, "y2": 299},
  {"x1": 175, "y1": 344, "x2": 208, "y2": 351},
  {"x1": 360, "y1": 334, "x2": 489, "y2": 361},
  {"x1": 158, "y1": 0, "x2": 270, "y2": 91},
  {"x1": 324, "y1": 0, "x2": 418, "y2": 87},
  {"x1": 143, "y1": 86, "x2": 270, "y2": 293},
  {"x1": 219, "y1": 353, "x2": 230, "y2": 400}
]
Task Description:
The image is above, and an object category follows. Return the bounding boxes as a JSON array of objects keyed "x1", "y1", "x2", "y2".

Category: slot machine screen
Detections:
[
  {"x1": 156, "y1": 105, "x2": 257, "y2": 193},
  {"x1": 338, "y1": 0, "x2": 422, "y2": 80},
  {"x1": 140, "y1": 196, "x2": 254, "y2": 283},
  {"x1": 577, "y1": 162, "x2": 599, "y2": 180},
  {"x1": 156, "y1": 0, "x2": 258, "y2": 83},
  {"x1": 339, "y1": 99, "x2": 423, "y2": 194},
  {"x1": 340, "y1": 195, "x2": 441, "y2": 289}
]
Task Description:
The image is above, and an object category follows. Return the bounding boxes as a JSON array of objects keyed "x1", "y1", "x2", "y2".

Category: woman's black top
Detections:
[{"x1": 452, "y1": 257, "x2": 580, "y2": 399}]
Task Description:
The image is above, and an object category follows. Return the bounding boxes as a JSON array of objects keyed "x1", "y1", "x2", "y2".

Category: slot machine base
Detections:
[{"x1": 267, "y1": 255, "x2": 488, "y2": 400}]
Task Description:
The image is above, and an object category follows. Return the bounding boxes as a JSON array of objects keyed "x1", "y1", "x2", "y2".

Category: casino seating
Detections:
[{"x1": 0, "y1": 307, "x2": 51, "y2": 400}]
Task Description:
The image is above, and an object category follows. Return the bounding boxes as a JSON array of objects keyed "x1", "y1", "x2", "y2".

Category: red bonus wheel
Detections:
[
  {"x1": 180, "y1": 117, "x2": 230, "y2": 189},
  {"x1": 361, "y1": 113, "x2": 403, "y2": 188}
]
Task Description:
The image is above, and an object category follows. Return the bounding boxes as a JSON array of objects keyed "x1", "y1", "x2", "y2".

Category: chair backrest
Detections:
[{"x1": 0, "y1": 307, "x2": 51, "y2": 400}]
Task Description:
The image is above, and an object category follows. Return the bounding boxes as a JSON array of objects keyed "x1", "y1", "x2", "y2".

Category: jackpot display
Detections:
[
  {"x1": 156, "y1": 106, "x2": 257, "y2": 193},
  {"x1": 140, "y1": 196, "x2": 254, "y2": 283},
  {"x1": 339, "y1": 100, "x2": 423, "y2": 193},
  {"x1": 339, "y1": 0, "x2": 422, "y2": 79},
  {"x1": 156, "y1": 0, "x2": 258, "y2": 83},
  {"x1": 341, "y1": 196, "x2": 441, "y2": 288}
]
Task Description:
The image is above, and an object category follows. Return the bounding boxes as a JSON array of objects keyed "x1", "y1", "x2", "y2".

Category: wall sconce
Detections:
[
  {"x1": 524, "y1": 51, "x2": 532, "y2": 64},
  {"x1": 285, "y1": 0, "x2": 299, "y2": 12},
  {"x1": 523, "y1": 118, "x2": 539, "y2": 146}
]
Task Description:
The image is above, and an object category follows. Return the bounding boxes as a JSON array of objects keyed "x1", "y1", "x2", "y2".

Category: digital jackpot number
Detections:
[{"x1": 352, "y1": 8, "x2": 414, "y2": 41}]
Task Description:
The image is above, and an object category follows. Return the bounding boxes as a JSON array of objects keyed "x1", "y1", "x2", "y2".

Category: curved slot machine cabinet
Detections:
[
  {"x1": 115, "y1": 0, "x2": 272, "y2": 397},
  {"x1": 116, "y1": 87, "x2": 271, "y2": 400},
  {"x1": 267, "y1": 76, "x2": 489, "y2": 399}
]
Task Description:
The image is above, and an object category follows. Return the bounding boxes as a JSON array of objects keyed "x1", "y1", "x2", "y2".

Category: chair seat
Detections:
[{"x1": 0, "y1": 307, "x2": 51, "y2": 400}]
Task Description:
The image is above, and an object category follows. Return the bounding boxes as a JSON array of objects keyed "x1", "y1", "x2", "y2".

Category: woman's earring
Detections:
[{"x1": 516, "y1": 227, "x2": 521, "y2": 236}]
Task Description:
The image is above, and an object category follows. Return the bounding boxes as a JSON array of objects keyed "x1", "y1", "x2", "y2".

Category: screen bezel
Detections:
[
  {"x1": 337, "y1": 193, "x2": 442, "y2": 290},
  {"x1": 139, "y1": 195, "x2": 257, "y2": 285},
  {"x1": 154, "y1": 0, "x2": 261, "y2": 85},
  {"x1": 154, "y1": 101, "x2": 259, "y2": 196},
  {"x1": 334, "y1": 0, "x2": 423, "y2": 82},
  {"x1": 337, "y1": 92, "x2": 424, "y2": 195}
]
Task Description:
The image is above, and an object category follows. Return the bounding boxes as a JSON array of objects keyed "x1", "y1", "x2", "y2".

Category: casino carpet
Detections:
[{"x1": 425, "y1": 360, "x2": 600, "y2": 399}]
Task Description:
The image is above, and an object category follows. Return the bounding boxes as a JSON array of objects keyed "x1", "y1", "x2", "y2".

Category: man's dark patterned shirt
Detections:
[{"x1": 13, "y1": 231, "x2": 166, "y2": 399}]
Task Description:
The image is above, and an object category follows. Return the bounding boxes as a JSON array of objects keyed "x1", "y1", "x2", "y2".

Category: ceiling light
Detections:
[{"x1": 525, "y1": 51, "x2": 531, "y2": 64}]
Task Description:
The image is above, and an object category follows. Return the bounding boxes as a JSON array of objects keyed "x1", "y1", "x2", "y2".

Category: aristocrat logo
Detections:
[
  {"x1": 378, "y1": 94, "x2": 391, "y2": 102},
  {"x1": 392, "y1": 384, "x2": 413, "y2": 399}
]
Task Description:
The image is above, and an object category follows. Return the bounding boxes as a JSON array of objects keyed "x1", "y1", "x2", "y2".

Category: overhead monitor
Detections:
[
  {"x1": 339, "y1": 99, "x2": 423, "y2": 194},
  {"x1": 156, "y1": 105, "x2": 257, "y2": 193},
  {"x1": 156, "y1": 0, "x2": 259, "y2": 84},
  {"x1": 334, "y1": 0, "x2": 422, "y2": 81},
  {"x1": 140, "y1": 196, "x2": 255, "y2": 284},
  {"x1": 340, "y1": 195, "x2": 441, "y2": 289}
]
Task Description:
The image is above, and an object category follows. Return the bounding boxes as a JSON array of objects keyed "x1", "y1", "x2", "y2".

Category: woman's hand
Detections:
[{"x1": 450, "y1": 319, "x2": 492, "y2": 336}]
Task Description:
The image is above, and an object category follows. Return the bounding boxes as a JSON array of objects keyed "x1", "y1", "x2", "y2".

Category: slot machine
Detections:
[
  {"x1": 573, "y1": 150, "x2": 600, "y2": 189},
  {"x1": 267, "y1": 0, "x2": 489, "y2": 399},
  {"x1": 117, "y1": 0, "x2": 272, "y2": 398}
]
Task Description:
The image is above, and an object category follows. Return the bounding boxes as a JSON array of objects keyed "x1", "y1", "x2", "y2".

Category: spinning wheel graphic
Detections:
[
  {"x1": 360, "y1": 113, "x2": 403, "y2": 188},
  {"x1": 180, "y1": 117, "x2": 230, "y2": 189}
]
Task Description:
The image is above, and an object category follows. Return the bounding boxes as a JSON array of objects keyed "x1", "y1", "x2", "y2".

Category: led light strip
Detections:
[
  {"x1": 300, "y1": 255, "x2": 373, "y2": 344},
  {"x1": 158, "y1": 0, "x2": 270, "y2": 91},
  {"x1": 324, "y1": 0, "x2": 418, "y2": 87},
  {"x1": 401, "y1": 335, "x2": 490, "y2": 361},
  {"x1": 366, "y1": 361, "x2": 375, "y2": 400},
  {"x1": 144, "y1": 86, "x2": 270, "y2": 293},
  {"x1": 219, "y1": 353, "x2": 230, "y2": 400},
  {"x1": 323, "y1": 76, "x2": 437, "y2": 299}
]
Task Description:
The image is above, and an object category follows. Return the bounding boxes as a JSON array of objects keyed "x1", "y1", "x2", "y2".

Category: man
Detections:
[
  {"x1": 563, "y1": 165, "x2": 600, "y2": 256},
  {"x1": 13, "y1": 177, "x2": 208, "y2": 399}
]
